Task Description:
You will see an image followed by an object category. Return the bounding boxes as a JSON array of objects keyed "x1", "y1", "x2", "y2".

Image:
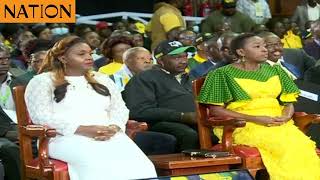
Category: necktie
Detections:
[{"x1": 280, "y1": 61, "x2": 302, "y2": 79}]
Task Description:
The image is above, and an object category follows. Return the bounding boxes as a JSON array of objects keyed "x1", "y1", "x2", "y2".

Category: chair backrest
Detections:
[
  {"x1": 13, "y1": 86, "x2": 29, "y2": 126},
  {"x1": 12, "y1": 86, "x2": 34, "y2": 177},
  {"x1": 192, "y1": 77, "x2": 214, "y2": 149}
]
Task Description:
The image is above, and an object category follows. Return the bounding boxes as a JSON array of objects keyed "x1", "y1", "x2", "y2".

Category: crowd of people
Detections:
[{"x1": 0, "y1": 0, "x2": 319, "y2": 179}]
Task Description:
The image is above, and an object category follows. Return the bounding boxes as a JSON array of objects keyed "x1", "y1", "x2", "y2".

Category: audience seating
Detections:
[
  {"x1": 192, "y1": 77, "x2": 320, "y2": 178},
  {"x1": 13, "y1": 86, "x2": 148, "y2": 180}
]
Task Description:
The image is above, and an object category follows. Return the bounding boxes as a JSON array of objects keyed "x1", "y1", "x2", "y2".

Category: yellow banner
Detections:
[{"x1": 0, "y1": 0, "x2": 76, "y2": 23}]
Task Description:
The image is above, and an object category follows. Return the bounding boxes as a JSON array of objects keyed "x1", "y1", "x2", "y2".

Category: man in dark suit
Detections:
[
  {"x1": 305, "y1": 60, "x2": 320, "y2": 85},
  {"x1": 189, "y1": 32, "x2": 238, "y2": 78},
  {"x1": 259, "y1": 31, "x2": 316, "y2": 80},
  {"x1": 0, "y1": 106, "x2": 20, "y2": 180},
  {"x1": 294, "y1": 80, "x2": 320, "y2": 148},
  {"x1": 304, "y1": 20, "x2": 320, "y2": 60},
  {"x1": 188, "y1": 33, "x2": 223, "y2": 78}
]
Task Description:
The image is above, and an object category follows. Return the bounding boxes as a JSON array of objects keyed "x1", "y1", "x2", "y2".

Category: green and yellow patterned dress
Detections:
[{"x1": 198, "y1": 63, "x2": 320, "y2": 180}]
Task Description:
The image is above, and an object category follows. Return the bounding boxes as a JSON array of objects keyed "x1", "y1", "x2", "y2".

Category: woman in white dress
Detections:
[{"x1": 24, "y1": 36, "x2": 157, "y2": 180}]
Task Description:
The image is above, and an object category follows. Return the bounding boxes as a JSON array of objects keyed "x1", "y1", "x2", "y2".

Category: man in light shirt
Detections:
[
  {"x1": 111, "y1": 47, "x2": 153, "y2": 92},
  {"x1": 0, "y1": 45, "x2": 16, "y2": 122},
  {"x1": 0, "y1": 44, "x2": 20, "y2": 180},
  {"x1": 292, "y1": 0, "x2": 320, "y2": 31},
  {"x1": 236, "y1": 0, "x2": 272, "y2": 24}
]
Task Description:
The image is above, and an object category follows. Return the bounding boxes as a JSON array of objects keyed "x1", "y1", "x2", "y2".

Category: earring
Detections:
[
  {"x1": 62, "y1": 61, "x2": 67, "y2": 72},
  {"x1": 241, "y1": 56, "x2": 246, "y2": 62}
]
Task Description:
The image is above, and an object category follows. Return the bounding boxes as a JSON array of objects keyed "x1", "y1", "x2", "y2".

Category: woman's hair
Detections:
[
  {"x1": 100, "y1": 35, "x2": 134, "y2": 59},
  {"x1": 230, "y1": 33, "x2": 256, "y2": 58},
  {"x1": 39, "y1": 35, "x2": 110, "y2": 103}
]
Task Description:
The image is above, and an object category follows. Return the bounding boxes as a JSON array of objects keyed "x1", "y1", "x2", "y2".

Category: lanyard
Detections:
[{"x1": 0, "y1": 85, "x2": 11, "y2": 107}]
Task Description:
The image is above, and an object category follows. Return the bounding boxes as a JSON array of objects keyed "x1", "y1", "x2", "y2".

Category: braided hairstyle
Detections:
[{"x1": 39, "y1": 35, "x2": 110, "y2": 103}]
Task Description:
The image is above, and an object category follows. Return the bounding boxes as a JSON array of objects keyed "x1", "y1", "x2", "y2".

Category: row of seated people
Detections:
[
  {"x1": 0, "y1": 29, "x2": 320, "y2": 179},
  {"x1": 12, "y1": 34, "x2": 320, "y2": 180}
]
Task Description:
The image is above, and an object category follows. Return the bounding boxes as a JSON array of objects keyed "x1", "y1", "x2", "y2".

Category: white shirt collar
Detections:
[
  {"x1": 122, "y1": 65, "x2": 133, "y2": 77},
  {"x1": 266, "y1": 56, "x2": 284, "y2": 65},
  {"x1": 1, "y1": 72, "x2": 12, "y2": 86}
]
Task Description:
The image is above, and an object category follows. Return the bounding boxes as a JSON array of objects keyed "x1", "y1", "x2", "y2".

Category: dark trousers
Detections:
[
  {"x1": 134, "y1": 131, "x2": 177, "y2": 155},
  {"x1": 0, "y1": 138, "x2": 20, "y2": 180},
  {"x1": 150, "y1": 122, "x2": 199, "y2": 151}
]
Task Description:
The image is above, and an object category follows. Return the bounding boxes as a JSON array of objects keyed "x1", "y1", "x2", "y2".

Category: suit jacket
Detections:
[
  {"x1": 303, "y1": 40, "x2": 320, "y2": 61},
  {"x1": 304, "y1": 61, "x2": 320, "y2": 85},
  {"x1": 10, "y1": 70, "x2": 36, "y2": 88},
  {"x1": 189, "y1": 60, "x2": 229, "y2": 79},
  {"x1": 283, "y1": 48, "x2": 316, "y2": 78},
  {"x1": 0, "y1": 106, "x2": 15, "y2": 137},
  {"x1": 122, "y1": 65, "x2": 195, "y2": 125}
]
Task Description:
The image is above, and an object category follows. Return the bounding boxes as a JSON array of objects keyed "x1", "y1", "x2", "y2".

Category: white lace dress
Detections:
[{"x1": 25, "y1": 72, "x2": 157, "y2": 180}]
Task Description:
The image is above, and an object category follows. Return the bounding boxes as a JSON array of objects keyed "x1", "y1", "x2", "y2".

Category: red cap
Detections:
[{"x1": 96, "y1": 21, "x2": 108, "y2": 30}]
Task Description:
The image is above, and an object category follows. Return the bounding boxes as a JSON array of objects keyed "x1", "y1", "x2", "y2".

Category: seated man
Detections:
[
  {"x1": 110, "y1": 47, "x2": 177, "y2": 155},
  {"x1": 123, "y1": 40, "x2": 199, "y2": 151},
  {"x1": 304, "y1": 20, "x2": 320, "y2": 60},
  {"x1": 189, "y1": 32, "x2": 239, "y2": 78},
  {"x1": 188, "y1": 33, "x2": 223, "y2": 78},
  {"x1": 0, "y1": 105, "x2": 20, "y2": 180},
  {"x1": 258, "y1": 31, "x2": 316, "y2": 80},
  {"x1": 11, "y1": 39, "x2": 52, "y2": 87},
  {"x1": 111, "y1": 47, "x2": 153, "y2": 92},
  {"x1": 0, "y1": 44, "x2": 16, "y2": 122}
]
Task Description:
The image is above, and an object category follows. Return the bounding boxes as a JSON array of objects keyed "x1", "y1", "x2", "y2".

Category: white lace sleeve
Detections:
[
  {"x1": 25, "y1": 73, "x2": 79, "y2": 135},
  {"x1": 95, "y1": 72, "x2": 129, "y2": 131}
]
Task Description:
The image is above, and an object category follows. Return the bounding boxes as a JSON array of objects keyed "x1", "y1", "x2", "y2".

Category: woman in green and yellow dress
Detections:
[{"x1": 198, "y1": 33, "x2": 320, "y2": 180}]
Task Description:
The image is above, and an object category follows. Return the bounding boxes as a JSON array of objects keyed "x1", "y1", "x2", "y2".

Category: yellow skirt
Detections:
[{"x1": 214, "y1": 120, "x2": 320, "y2": 180}]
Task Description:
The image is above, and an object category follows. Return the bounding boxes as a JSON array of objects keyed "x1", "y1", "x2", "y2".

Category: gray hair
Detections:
[{"x1": 122, "y1": 47, "x2": 150, "y2": 64}]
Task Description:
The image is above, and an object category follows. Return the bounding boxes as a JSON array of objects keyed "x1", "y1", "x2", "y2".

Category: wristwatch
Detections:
[{"x1": 180, "y1": 112, "x2": 185, "y2": 121}]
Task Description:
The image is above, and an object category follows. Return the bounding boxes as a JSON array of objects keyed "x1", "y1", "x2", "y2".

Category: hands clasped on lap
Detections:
[
  {"x1": 76, "y1": 125, "x2": 121, "y2": 141},
  {"x1": 254, "y1": 115, "x2": 291, "y2": 127}
]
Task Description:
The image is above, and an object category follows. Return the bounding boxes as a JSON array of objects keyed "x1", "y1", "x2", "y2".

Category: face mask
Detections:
[
  {"x1": 192, "y1": 25, "x2": 199, "y2": 33},
  {"x1": 51, "y1": 27, "x2": 69, "y2": 35}
]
